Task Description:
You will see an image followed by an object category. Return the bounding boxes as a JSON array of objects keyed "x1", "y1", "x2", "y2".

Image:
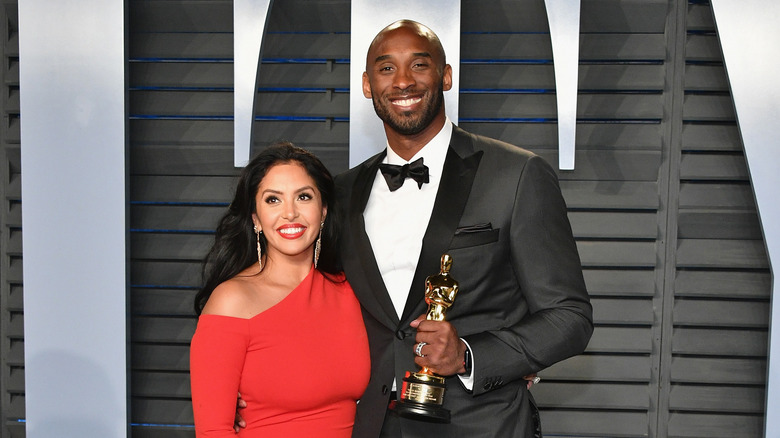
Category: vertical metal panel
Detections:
[
  {"x1": 18, "y1": 0, "x2": 127, "y2": 436},
  {"x1": 653, "y1": 1, "x2": 687, "y2": 435}
]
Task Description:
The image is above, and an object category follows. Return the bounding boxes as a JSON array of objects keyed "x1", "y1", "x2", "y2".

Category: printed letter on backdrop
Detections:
[
  {"x1": 545, "y1": 0, "x2": 580, "y2": 170},
  {"x1": 234, "y1": 0, "x2": 274, "y2": 167},
  {"x1": 710, "y1": 1, "x2": 780, "y2": 435}
]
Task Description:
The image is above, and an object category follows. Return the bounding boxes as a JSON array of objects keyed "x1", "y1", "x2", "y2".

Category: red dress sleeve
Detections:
[{"x1": 190, "y1": 315, "x2": 250, "y2": 437}]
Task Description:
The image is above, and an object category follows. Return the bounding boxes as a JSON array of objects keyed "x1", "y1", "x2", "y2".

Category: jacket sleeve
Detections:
[
  {"x1": 189, "y1": 315, "x2": 250, "y2": 437},
  {"x1": 464, "y1": 154, "x2": 593, "y2": 395}
]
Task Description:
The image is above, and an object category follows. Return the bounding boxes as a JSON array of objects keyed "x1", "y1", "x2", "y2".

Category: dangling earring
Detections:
[
  {"x1": 254, "y1": 225, "x2": 263, "y2": 270},
  {"x1": 314, "y1": 221, "x2": 324, "y2": 268}
]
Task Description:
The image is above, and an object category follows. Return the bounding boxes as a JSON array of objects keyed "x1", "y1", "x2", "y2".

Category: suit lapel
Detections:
[
  {"x1": 400, "y1": 127, "x2": 483, "y2": 323},
  {"x1": 347, "y1": 152, "x2": 400, "y2": 329}
]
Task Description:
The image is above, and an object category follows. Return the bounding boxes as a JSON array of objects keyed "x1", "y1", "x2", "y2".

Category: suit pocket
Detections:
[{"x1": 450, "y1": 225, "x2": 499, "y2": 249}]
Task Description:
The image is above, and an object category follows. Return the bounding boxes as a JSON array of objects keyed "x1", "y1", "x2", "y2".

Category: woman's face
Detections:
[{"x1": 251, "y1": 162, "x2": 326, "y2": 265}]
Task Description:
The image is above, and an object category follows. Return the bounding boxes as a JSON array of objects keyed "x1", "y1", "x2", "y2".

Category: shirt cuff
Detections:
[{"x1": 457, "y1": 338, "x2": 474, "y2": 390}]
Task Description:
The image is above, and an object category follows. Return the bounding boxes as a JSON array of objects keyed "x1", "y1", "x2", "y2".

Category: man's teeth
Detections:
[
  {"x1": 393, "y1": 97, "x2": 421, "y2": 106},
  {"x1": 279, "y1": 227, "x2": 305, "y2": 234}
]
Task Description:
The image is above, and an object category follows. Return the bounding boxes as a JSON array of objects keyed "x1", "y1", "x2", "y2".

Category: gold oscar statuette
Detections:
[{"x1": 390, "y1": 254, "x2": 459, "y2": 423}]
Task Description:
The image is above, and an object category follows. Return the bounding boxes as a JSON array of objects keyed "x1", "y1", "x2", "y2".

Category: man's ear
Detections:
[
  {"x1": 442, "y1": 64, "x2": 453, "y2": 92},
  {"x1": 362, "y1": 72, "x2": 373, "y2": 98}
]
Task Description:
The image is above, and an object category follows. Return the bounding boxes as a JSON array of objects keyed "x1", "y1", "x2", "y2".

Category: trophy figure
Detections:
[{"x1": 391, "y1": 254, "x2": 459, "y2": 423}]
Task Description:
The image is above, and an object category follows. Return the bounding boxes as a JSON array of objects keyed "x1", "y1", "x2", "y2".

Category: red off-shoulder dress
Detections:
[{"x1": 190, "y1": 267, "x2": 370, "y2": 437}]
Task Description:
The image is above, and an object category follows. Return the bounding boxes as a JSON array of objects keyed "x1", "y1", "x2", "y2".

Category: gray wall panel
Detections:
[
  {"x1": 673, "y1": 328, "x2": 767, "y2": 356},
  {"x1": 675, "y1": 270, "x2": 770, "y2": 299},
  {"x1": 545, "y1": 354, "x2": 651, "y2": 381},
  {"x1": 534, "y1": 381, "x2": 650, "y2": 410},
  {"x1": 670, "y1": 386, "x2": 765, "y2": 413},
  {"x1": 668, "y1": 413, "x2": 763, "y2": 438},
  {"x1": 0, "y1": 0, "x2": 771, "y2": 436},
  {"x1": 540, "y1": 411, "x2": 650, "y2": 437},
  {"x1": 1, "y1": 4, "x2": 21, "y2": 435}
]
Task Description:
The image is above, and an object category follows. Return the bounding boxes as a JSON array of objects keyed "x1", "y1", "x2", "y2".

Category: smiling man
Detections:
[
  {"x1": 363, "y1": 22, "x2": 449, "y2": 142},
  {"x1": 334, "y1": 20, "x2": 594, "y2": 438}
]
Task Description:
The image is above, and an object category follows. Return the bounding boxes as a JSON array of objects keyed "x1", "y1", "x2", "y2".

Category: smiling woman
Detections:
[
  {"x1": 251, "y1": 162, "x2": 326, "y2": 273},
  {"x1": 189, "y1": 142, "x2": 370, "y2": 437}
]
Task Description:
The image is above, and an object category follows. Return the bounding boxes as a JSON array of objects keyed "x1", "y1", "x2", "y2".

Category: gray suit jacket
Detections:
[{"x1": 335, "y1": 125, "x2": 593, "y2": 438}]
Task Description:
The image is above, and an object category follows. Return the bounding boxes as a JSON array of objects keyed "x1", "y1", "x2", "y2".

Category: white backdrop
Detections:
[
  {"x1": 18, "y1": 0, "x2": 128, "y2": 436},
  {"x1": 710, "y1": 2, "x2": 780, "y2": 435}
]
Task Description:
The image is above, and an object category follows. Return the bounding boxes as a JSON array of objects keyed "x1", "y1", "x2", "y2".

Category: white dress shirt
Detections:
[
  {"x1": 363, "y1": 119, "x2": 476, "y2": 389},
  {"x1": 364, "y1": 120, "x2": 452, "y2": 318}
]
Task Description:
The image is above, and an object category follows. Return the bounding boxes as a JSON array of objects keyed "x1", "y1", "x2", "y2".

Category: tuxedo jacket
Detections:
[{"x1": 335, "y1": 126, "x2": 593, "y2": 438}]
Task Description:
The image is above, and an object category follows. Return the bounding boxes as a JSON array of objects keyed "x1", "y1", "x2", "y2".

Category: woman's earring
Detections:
[
  {"x1": 254, "y1": 225, "x2": 263, "y2": 270},
  {"x1": 314, "y1": 221, "x2": 324, "y2": 268}
]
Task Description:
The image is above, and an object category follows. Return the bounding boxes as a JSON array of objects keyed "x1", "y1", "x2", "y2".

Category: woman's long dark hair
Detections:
[{"x1": 194, "y1": 142, "x2": 341, "y2": 315}]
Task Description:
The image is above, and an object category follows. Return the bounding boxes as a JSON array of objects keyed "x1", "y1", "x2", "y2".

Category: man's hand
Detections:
[
  {"x1": 410, "y1": 315, "x2": 465, "y2": 376},
  {"x1": 524, "y1": 373, "x2": 540, "y2": 389},
  {"x1": 411, "y1": 315, "x2": 543, "y2": 388},
  {"x1": 233, "y1": 392, "x2": 247, "y2": 433}
]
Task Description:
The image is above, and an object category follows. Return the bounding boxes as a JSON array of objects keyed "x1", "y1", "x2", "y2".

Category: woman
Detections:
[{"x1": 190, "y1": 142, "x2": 370, "y2": 437}]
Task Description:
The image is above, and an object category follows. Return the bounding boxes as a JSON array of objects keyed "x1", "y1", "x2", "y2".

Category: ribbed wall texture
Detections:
[
  {"x1": 1, "y1": 1, "x2": 24, "y2": 437},
  {"x1": 1, "y1": 1, "x2": 770, "y2": 437}
]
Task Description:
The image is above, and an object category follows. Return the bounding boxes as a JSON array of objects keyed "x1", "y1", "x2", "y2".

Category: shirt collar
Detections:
[
  {"x1": 384, "y1": 117, "x2": 452, "y2": 178},
  {"x1": 384, "y1": 117, "x2": 452, "y2": 168}
]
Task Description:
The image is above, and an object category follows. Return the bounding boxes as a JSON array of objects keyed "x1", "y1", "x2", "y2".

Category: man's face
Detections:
[{"x1": 362, "y1": 26, "x2": 452, "y2": 136}]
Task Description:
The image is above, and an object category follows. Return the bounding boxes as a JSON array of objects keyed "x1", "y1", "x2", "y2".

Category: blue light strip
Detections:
[
  {"x1": 129, "y1": 229, "x2": 214, "y2": 234},
  {"x1": 130, "y1": 86, "x2": 233, "y2": 92},
  {"x1": 129, "y1": 115, "x2": 233, "y2": 120},
  {"x1": 131, "y1": 285, "x2": 198, "y2": 290},
  {"x1": 129, "y1": 201, "x2": 229, "y2": 206},
  {"x1": 460, "y1": 88, "x2": 553, "y2": 94},
  {"x1": 462, "y1": 59, "x2": 552, "y2": 64},
  {"x1": 130, "y1": 423, "x2": 195, "y2": 428}
]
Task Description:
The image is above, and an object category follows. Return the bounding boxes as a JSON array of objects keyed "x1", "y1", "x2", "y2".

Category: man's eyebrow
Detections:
[{"x1": 373, "y1": 52, "x2": 432, "y2": 63}]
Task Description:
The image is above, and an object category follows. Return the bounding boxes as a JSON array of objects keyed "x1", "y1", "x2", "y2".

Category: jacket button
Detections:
[
  {"x1": 483, "y1": 382, "x2": 492, "y2": 390},
  {"x1": 395, "y1": 330, "x2": 406, "y2": 340},
  {"x1": 382, "y1": 385, "x2": 389, "y2": 394}
]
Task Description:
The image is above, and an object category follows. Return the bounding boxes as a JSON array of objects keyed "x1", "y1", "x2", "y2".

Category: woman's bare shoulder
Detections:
[{"x1": 200, "y1": 275, "x2": 258, "y2": 318}]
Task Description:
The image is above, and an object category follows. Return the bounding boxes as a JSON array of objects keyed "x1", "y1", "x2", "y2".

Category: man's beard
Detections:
[{"x1": 371, "y1": 81, "x2": 444, "y2": 136}]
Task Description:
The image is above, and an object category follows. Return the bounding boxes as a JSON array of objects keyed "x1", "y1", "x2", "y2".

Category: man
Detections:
[{"x1": 334, "y1": 20, "x2": 593, "y2": 437}]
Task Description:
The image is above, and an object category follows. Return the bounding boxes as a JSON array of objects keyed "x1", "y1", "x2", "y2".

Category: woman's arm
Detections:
[{"x1": 190, "y1": 315, "x2": 250, "y2": 437}]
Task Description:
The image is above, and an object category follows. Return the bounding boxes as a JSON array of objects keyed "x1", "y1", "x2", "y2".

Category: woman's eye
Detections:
[
  {"x1": 264, "y1": 196, "x2": 279, "y2": 204},
  {"x1": 299, "y1": 193, "x2": 313, "y2": 201}
]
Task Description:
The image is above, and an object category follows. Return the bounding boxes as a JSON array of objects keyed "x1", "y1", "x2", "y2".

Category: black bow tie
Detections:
[{"x1": 378, "y1": 157, "x2": 430, "y2": 192}]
